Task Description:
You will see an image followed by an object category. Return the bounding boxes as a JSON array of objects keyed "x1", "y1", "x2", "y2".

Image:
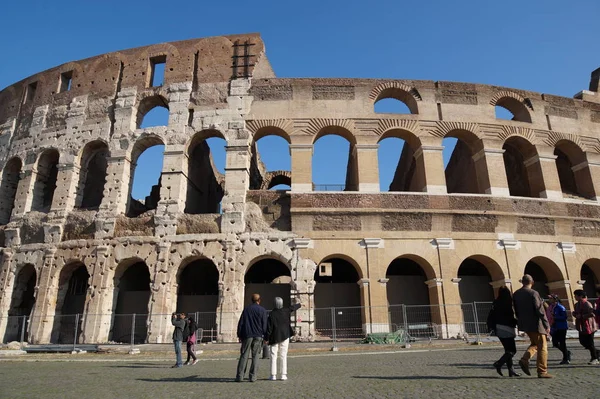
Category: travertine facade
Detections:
[{"x1": 1, "y1": 34, "x2": 600, "y2": 344}]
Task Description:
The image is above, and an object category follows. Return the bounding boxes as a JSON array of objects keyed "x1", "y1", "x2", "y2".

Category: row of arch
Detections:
[{"x1": 5, "y1": 253, "x2": 599, "y2": 343}]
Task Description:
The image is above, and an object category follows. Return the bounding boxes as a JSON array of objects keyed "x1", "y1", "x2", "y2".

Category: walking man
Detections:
[
  {"x1": 235, "y1": 293, "x2": 268, "y2": 382},
  {"x1": 171, "y1": 312, "x2": 186, "y2": 368},
  {"x1": 513, "y1": 274, "x2": 552, "y2": 378},
  {"x1": 572, "y1": 289, "x2": 599, "y2": 364}
]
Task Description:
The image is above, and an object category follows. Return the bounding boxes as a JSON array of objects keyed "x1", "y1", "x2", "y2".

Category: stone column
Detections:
[
  {"x1": 0, "y1": 248, "x2": 15, "y2": 340},
  {"x1": 355, "y1": 144, "x2": 380, "y2": 192},
  {"x1": 546, "y1": 280, "x2": 574, "y2": 311},
  {"x1": 155, "y1": 146, "x2": 187, "y2": 237},
  {"x1": 425, "y1": 278, "x2": 446, "y2": 337},
  {"x1": 577, "y1": 153, "x2": 600, "y2": 200},
  {"x1": 147, "y1": 242, "x2": 175, "y2": 343},
  {"x1": 29, "y1": 248, "x2": 58, "y2": 344},
  {"x1": 95, "y1": 153, "x2": 132, "y2": 238},
  {"x1": 290, "y1": 238, "x2": 316, "y2": 341},
  {"x1": 217, "y1": 239, "x2": 244, "y2": 342},
  {"x1": 50, "y1": 161, "x2": 80, "y2": 214},
  {"x1": 358, "y1": 278, "x2": 371, "y2": 334},
  {"x1": 221, "y1": 140, "x2": 251, "y2": 233},
  {"x1": 290, "y1": 142, "x2": 313, "y2": 192},
  {"x1": 415, "y1": 144, "x2": 447, "y2": 194},
  {"x1": 472, "y1": 146, "x2": 509, "y2": 196},
  {"x1": 361, "y1": 238, "x2": 387, "y2": 333},
  {"x1": 81, "y1": 246, "x2": 113, "y2": 343},
  {"x1": 528, "y1": 147, "x2": 562, "y2": 200},
  {"x1": 11, "y1": 166, "x2": 36, "y2": 217},
  {"x1": 557, "y1": 242, "x2": 577, "y2": 311}
]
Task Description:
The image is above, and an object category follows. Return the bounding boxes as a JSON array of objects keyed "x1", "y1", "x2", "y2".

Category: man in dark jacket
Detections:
[
  {"x1": 235, "y1": 293, "x2": 268, "y2": 382},
  {"x1": 171, "y1": 312, "x2": 186, "y2": 368},
  {"x1": 513, "y1": 274, "x2": 552, "y2": 378}
]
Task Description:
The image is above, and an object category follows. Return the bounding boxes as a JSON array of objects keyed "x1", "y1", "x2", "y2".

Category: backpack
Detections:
[{"x1": 182, "y1": 320, "x2": 190, "y2": 341}]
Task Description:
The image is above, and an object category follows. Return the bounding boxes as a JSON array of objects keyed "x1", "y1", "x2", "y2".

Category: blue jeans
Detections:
[{"x1": 174, "y1": 340, "x2": 182, "y2": 366}]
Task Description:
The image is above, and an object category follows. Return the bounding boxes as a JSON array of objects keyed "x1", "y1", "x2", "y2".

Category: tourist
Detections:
[
  {"x1": 488, "y1": 286, "x2": 520, "y2": 377},
  {"x1": 265, "y1": 297, "x2": 302, "y2": 381},
  {"x1": 572, "y1": 289, "x2": 599, "y2": 364},
  {"x1": 184, "y1": 316, "x2": 198, "y2": 366},
  {"x1": 235, "y1": 293, "x2": 268, "y2": 382},
  {"x1": 171, "y1": 312, "x2": 186, "y2": 368},
  {"x1": 547, "y1": 294, "x2": 570, "y2": 364},
  {"x1": 513, "y1": 274, "x2": 552, "y2": 378}
]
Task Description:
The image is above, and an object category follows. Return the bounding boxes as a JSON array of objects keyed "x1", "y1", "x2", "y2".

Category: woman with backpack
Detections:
[
  {"x1": 487, "y1": 286, "x2": 520, "y2": 377},
  {"x1": 184, "y1": 316, "x2": 198, "y2": 366}
]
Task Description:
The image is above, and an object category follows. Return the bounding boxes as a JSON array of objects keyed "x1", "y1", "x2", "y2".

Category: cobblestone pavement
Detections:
[{"x1": 1, "y1": 343, "x2": 599, "y2": 399}]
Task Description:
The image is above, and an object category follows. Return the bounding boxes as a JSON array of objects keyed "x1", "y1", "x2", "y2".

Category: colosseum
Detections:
[{"x1": 1, "y1": 33, "x2": 600, "y2": 345}]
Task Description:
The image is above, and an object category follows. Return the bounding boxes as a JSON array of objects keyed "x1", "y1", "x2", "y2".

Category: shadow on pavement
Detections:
[
  {"x1": 137, "y1": 377, "x2": 235, "y2": 383},
  {"x1": 353, "y1": 375, "x2": 497, "y2": 380}
]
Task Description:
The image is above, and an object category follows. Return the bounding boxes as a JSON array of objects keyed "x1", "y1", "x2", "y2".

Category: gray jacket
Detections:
[
  {"x1": 513, "y1": 286, "x2": 549, "y2": 334},
  {"x1": 172, "y1": 316, "x2": 186, "y2": 341}
]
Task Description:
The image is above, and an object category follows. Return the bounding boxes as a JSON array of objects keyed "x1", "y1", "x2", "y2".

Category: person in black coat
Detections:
[
  {"x1": 265, "y1": 297, "x2": 301, "y2": 381},
  {"x1": 235, "y1": 293, "x2": 268, "y2": 382},
  {"x1": 488, "y1": 286, "x2": 520, "y2": 377}
]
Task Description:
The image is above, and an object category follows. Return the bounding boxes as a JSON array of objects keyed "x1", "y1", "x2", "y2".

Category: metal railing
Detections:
[{"x1": 2, "y1": 299, "x2": 596, "y2": 351}]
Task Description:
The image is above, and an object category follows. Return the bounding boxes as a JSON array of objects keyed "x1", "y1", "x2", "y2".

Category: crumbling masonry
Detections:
[{"x1": 1, "y1": 34, "x2": 600, "y2": 344}]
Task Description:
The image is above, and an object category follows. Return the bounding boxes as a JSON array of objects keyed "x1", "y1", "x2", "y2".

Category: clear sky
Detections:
[{"x1": 2, "y1": 0, "x2": 599, "y2": 198}]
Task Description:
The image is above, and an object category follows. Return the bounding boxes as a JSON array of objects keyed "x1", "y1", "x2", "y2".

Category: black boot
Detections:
[
  {"x1": 506, "y1": 353, "x2": 521, "y2": 377},
  {"x1": 494, "y1": 353, "x2": 509, "y2": 376}
]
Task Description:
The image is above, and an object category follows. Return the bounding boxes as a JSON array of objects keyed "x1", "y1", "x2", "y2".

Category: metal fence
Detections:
[{"x1": 2, "y1": 299, "x2": 596, "y2": 350}]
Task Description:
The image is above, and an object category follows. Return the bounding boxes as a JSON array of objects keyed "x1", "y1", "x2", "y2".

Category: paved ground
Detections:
[{"x1": 1, "y1": 343, "x2": 599, "y2": 398}]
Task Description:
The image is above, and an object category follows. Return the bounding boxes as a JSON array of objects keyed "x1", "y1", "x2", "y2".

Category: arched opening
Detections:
[
  {"x1": 128, "y1": 137, "x2": 165, "y2": 217},
  {"x1": 386, "y1": 257, "x2": 436, "y2": 337},
  {"x1": 77, "y1": 141, "x2": 109, "y2": 209},
  {"x1": 554, "y1": 140, "x2": 595, "y2": 199},
  {"x1": 378, "y1": 130, "x2": 424, "y2": 192},
  {"x1": 373, "y1": 88, "x2": 418, "y2": 114},
  {"x1": 51, "y1": 263, "x2": 89, "y2": 343},
  {"x1": 4, "y1": 264, "x2": 36, "y2": 342},
  {"x1": 524, "y1": 257, "x2": 565, "y2": 298},
  {"x1": 137, "y1": 96, "x2": 169, "y2": 129},
  {"x1": 494, "y1": 97, "x2": 531, "y2": 123},
  {"x1": 312, "y1": 129, "x2": 357, "y2": 192},
  {"x1": 251, "y1": 131, "x2": 291, "y2": 190},
  {"x1": 314, "y1": 257, "x2": 362, "y2": 338},
  {"x1": 580, "y1": 260, "x2": 600, "y2": 298},
  {"x1": 184, "y1": 133, "x2": 225, "y2": 214},
  {"x1": 502, "y1": 137, "x2": 541, "y2": 198},
  {"x1": 457, "y1": 257, "x2": 496, "y2": 334},
  {"x1": 0, "y1": 157, "x2": 22, "y2": 224},
  {"x1": 443, "y1": 130, "x2": 486, "y2": 194},
  {"x1": 266, "y1": 173, "x2": 291, "y2": 190},
  {"x1": 110, "y1": 261, "x2": 151, "y2": 344},
  {"x1": 32, "y1": 149, "x2": 59, "y2": 212},
  {"x1": 177, "y1": 258, "x2": 219, "y2": 342},
  {"x1": 244, "y1": 258, "x2": 291, "y2": 309}
]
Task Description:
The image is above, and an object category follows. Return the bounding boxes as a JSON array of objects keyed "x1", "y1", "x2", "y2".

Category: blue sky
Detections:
[{"x1": 2, "y1": 0, "x2": 599, "y2": 198}]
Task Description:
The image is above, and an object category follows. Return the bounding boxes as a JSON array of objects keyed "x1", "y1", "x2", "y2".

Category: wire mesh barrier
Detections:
[{"x1": 2, "y1": 299, "x2": 597, "y2": 350}]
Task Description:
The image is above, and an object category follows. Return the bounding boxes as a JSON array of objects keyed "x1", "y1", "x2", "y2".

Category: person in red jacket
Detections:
[{"x1": 572, "y1": 289, "x2": 599, "y2": 365}]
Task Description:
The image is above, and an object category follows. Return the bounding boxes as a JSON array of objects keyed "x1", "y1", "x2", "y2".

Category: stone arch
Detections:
[
  {"x1": 251, "y1": 126, "x2": 292, "y2": 144},
  {"x1": 524, "y1": 256, "x2": 565, "y2": 297},
  {"x1": 184, "y1": 130, "x2": 225, "y2": 215},
  {"x1": 490, "y1": 92, "x2": 533, "y2": 123},
  {"x1": 580, "y1": 259, "x2": 600, "y2": 298},
  {"x1": 378, "y1": 129, "x2": 425, "y2": 192},
  {"x1": 443, "y1": 129, "x2": 487, "y2": 194},
  {"x1": 553, "y1": 140, "x2": 595, "y2": 199},
  {"x1": 127, "y1": 135, "x2": 165, "y2": 217},
  {"x1": 31, "y1": 149, "x2": 60, "y2": 212},
  {"x1": 136, "y1": 94, "x2": 169, "y2": 129},
  {"x1": 370, "y1": 82, "x2": 421, "y2": 114},
  {"x1": 502, "y1": 136, "x2": 542, "y2": 198},
  {"x1": 457, "y1": 255, "x2": 502, "y2": 303},
  {"x1": 245, "y1": 257, "x2": 292, "y2": 309},
  {"x1": 3, "y1": 263, "x2": 37, "y2": 342},
  {"x1": 0, "y1": 157, "x2": 22, "y2": 224},
  {"x1": 261, "y1": 171, "x2": 292, "y2": 190},
  {"x1": 110, "y1": 258, "x2": 151, "y2": 344},
  {"x1": 76, "y1": 140, "x2": 109, "y2": 209},
  {"x1": 51, "y1": 261, "x2": 90, "y2": 343},
  {"x1": 312, "y1": 126, "x2": 358, "y2": 191}
]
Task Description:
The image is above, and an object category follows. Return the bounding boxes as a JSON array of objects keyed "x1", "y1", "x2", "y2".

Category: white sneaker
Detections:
[
  {"x1": 269, "y1": 375, "x2": 277, "y2": 381},
  {"x1": 280, "y1": 375, "x2": 287, "y2": 381},
  {"x1": 589, "y1": 359, "x2": 599, "y2": 365}
]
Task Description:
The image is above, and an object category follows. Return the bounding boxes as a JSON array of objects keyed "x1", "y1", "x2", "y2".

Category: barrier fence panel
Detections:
[{"x1": 195, "y1": 311, "x2": 218, "y2": 343}]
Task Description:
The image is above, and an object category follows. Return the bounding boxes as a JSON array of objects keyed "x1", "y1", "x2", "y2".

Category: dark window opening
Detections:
[
  {"x1": 78, "y1": 142, "x2": 109, "y2": 209},
  {"x1": 32, "y1": 150, "x2": 59, "y2": 212},
  {"x1": 24, "y1": 82, "x2": 37, "y2": 104},
  {"x1": 185, "y1": 136, "x2": 225, "y2": 214},
  {"x1": 52, "y1": 264, "x2": 90, "y2": 344},
  {"x1": 59, "y1": 71, "x2": 73, "y2": 93},
  {"x1": 245, "y1": 259, "x2": 291, "y2": 308},
  {"x1": 0, "y1": 158, "x2": 22, "y2": 225},
  {"x1": 4, "y1": 264, "x2": 36, "y2": 342},
  {"x1": 149, "y1": 56, "x2": 166, "y2": 87},
  {"x1": 111, "y1": 262, "x2": 151, "y2": 344}
]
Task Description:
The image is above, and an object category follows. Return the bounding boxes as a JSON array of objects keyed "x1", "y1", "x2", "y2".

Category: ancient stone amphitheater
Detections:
[{"x1": 1, "y1": 33, "x2": 600, "y2": 345}]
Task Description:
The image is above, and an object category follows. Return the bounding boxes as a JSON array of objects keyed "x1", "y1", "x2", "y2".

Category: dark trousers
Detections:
[
  {"x1": 236, "y1": 337, "x2": 263, "y2": 381},
  {"x1": 186, "y1": 341, "x2": 197, "y2": 362},
  {"x1": 499, "y1": 337, "x2": 516, "y2": 354},
  {"x1": 551, "y1": 329, "x2": 568, "y2": 360},
  {"x1": 579, "y1": 331, "x2": 598, "y2": 360}
]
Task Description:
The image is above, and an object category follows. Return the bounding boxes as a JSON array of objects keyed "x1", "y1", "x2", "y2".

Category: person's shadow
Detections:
[
  {"x1": 353, "y1": 375, "x2": 499, "y2": 381},
  {"x1": 137, "y1": 377, "x2": 234, "y2": 383}
]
